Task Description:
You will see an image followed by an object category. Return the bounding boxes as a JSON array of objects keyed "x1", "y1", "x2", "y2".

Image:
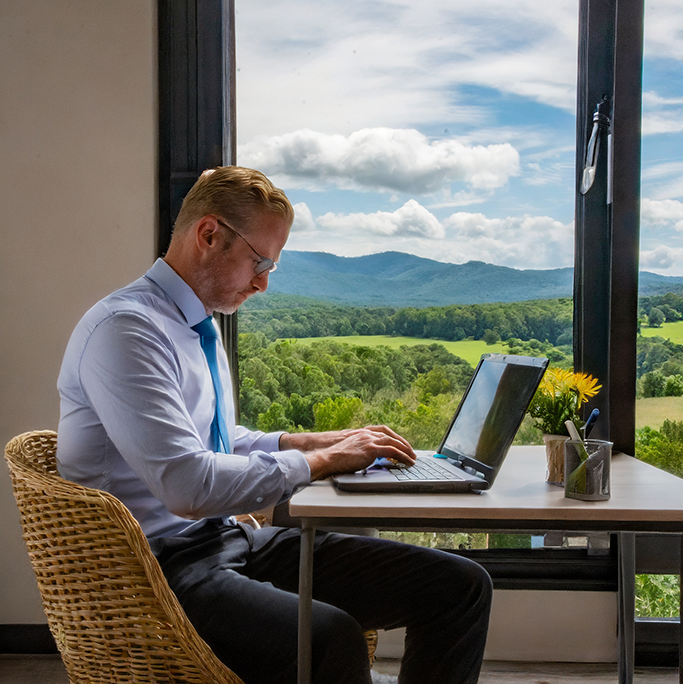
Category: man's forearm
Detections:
[{"x1": 279, "y1": 431, "x2": 343, "y2": 453}]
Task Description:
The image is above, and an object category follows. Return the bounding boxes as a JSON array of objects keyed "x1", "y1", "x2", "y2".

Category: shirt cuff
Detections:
[
  {"x1": 234, "y1": 429, "x2": 283, "y2": 455},
  {"x1": 236, "y1": 429, "x2": 311, "y2": 499},
  {"x1": 274, "y1": 447, "x2": 311, "y2": 486}
]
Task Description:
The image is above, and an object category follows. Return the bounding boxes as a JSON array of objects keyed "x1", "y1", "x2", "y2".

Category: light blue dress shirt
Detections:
[{"x1": 57, "y1": 258, "x2": 310, "y2": 538}]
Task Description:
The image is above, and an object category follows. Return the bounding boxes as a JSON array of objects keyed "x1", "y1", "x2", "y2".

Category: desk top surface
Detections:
[{"x1": 289, "y1": 446, "x2": 683, "y2": 531}]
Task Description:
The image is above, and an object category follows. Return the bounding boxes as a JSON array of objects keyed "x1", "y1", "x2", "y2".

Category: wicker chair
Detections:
[{"x1": 4, "y1": 430, "x2": 378, "y2": 683}]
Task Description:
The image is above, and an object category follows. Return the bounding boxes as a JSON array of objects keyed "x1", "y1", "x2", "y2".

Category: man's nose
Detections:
[{"x1": 252, "y1": 271, "x2": 270, "y2": 292}]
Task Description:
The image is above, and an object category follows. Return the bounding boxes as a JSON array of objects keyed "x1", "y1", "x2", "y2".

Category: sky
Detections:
[{"x1": 235, "y1": 0, "x2": 683, "y2": 275}]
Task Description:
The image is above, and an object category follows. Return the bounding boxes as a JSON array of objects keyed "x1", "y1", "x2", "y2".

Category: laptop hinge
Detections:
[{"x1": 459, "y1": 456, "x2": 495, "y2": 480}]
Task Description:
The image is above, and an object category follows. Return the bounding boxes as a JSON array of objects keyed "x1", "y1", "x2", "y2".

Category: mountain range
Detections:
[{"x1": 259, "y1": 250, "x2": 683, "y2": 308}]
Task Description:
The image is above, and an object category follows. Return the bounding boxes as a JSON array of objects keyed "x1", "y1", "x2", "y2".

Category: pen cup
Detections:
[{"x1": 564, "y1": 439, "x2": 612, "y2": 501}]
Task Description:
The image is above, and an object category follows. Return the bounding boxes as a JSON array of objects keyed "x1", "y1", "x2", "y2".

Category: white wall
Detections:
[
  {"x1": 485, "y1": 590, "x2": 617, "y2": 662},
  {"x1": 0, "y1": 0, "x2": 157, "y2": 623},
  {"x1": 377, "y1": 590, "x2": 617, "y2": 662}
]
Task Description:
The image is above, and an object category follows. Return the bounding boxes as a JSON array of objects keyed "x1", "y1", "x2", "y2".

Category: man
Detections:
[{"x1": 57, "y1": 166, "x2": 492, "y2": 684}]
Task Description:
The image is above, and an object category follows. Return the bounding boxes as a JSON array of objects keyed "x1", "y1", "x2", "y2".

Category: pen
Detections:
[{"x1": 583, "y1": 408, "x2": 600, "y2": 437}]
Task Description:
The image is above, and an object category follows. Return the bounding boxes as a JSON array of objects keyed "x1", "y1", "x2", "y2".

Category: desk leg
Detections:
[
  {"x1": 618, "y1": 532, "x2": 635, "y2": 684},
  {"x1": 298, "y1": 520, "x2": 316, "y2": 684}
]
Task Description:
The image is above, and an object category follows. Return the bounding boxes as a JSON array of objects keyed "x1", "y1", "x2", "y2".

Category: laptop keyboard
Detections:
[{"x1": 391, "y1": 459, "x2": 462, "y2": 481}]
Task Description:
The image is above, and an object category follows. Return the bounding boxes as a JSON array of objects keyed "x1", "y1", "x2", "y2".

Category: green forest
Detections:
[
  {"x1": 238, "y1": 296, "x2": 575, "y2": 447},
  {"x1": 240, "y1": 296, "x2": 574, "y2": 345},
  {"x1": 239, "y1": 335, "x2": 476, "y2": 448},
  {"x1": 238, "y1": 292, "x2": 683, "y2": 470}
]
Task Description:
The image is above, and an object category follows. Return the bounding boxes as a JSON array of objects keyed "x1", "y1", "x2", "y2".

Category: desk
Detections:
[{"x1": 289, "y1": 446, "x2": 683, "y2": 684}]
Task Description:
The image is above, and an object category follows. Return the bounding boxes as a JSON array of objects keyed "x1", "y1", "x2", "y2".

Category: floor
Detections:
[
  {"x1": 373, "y1": 659, "x2": 680, "y2": 683},
  {"x1": 0, "y1": 655, "x2": 678, "y2": 684}
]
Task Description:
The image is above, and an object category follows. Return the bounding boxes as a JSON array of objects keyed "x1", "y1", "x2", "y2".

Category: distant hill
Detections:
[{"x1": 259, "y1": 250, "x2": 683, "y2": 308}]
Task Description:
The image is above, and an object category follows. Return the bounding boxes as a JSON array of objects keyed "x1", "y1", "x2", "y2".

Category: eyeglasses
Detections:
[{"x1": 215, "y1": 218, "x2": 278, "y2": 275}]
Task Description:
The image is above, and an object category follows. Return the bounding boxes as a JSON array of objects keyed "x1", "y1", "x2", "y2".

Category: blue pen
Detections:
[{"x1": 583, "y1": 408, "x2": 600, "y2": 437}]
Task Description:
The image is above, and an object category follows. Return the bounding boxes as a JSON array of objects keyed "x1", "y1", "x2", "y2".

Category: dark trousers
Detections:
[{"x1": 153, "y1": 522, "x2": 492, "y2": 684}]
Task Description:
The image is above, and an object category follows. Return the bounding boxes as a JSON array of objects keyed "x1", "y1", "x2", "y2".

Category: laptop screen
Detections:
[{"x1": 439, "y1": 354, "x2": 548, "y2": 481}]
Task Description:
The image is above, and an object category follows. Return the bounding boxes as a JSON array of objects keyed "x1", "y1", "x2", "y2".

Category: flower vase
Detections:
[{"x1": 543, "y1": 433, "x2": 567, "y2": 486}]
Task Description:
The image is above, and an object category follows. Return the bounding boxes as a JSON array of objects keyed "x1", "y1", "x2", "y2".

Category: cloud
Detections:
[
  {"x1": 637, "y1": 200, "x2": 683, "y2": 275},
  {"x1": 642, "y1": 91, "x2": 683, "y2": 108},
  {"x1": 640, "y1": 165, "x2": 683, "y2": 201},
  {"x1": 286, "y1": 201, "x2": 573, "y2": 269},
  {"x1": 239, "y1": 127, "x2": 520, "y2": 194},
  {"x1": 641, "y1": 92, "x2": 683, "y2": 136},
  {"x1": 317, "y1": 200, "x2": 445, "y2": 239},
  {"x1": 642, "y1": 113, "x2": 683, "y2": 136},
  {"x1": 642, "y1": 162, "x2": 683, "y2": 182},
  {"x1": 635, "y1": 200, "x2": 683, "y2": 275},
  {"x1": 291, "y1": 202, "x2": 316, "y2": 233},
  {"x1": 235, "y1": 0, "x2": 580, "y2": 141},
  {"x1": 640, "y1": 247, "x2": 677, "y2": 270},
  {"x1": 644, "y1": 0, "x2": 683, "y2": 61},
  {"x1": 641, "y1": 198, "x2": 683, "y2": 230},
  {"x1": 441, "y1": 212, "x2": 573, "y2": 268}
]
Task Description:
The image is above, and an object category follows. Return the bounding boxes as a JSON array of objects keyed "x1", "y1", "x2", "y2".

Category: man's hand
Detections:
[{"x1": 281, "y1": 426, "x2": 416, "y2": 482}]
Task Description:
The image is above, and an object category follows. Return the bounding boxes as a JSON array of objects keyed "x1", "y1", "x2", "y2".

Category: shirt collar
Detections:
[{"x1": 144, "y1": 258, "x2": 208, "y2": 327}]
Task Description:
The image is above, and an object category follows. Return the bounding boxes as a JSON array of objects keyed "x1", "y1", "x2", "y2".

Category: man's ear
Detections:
[{"x1": 194, "y1": 215, "x2": 222, "y2": 255}]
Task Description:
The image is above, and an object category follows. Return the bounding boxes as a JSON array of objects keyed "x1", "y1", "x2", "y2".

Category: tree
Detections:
[
  {"x1": 482, "y1": 329, "x2": 501, "y2": 345},
  {"x1": 256, "y1": 402, "x2": 294, "y2": 432},
  {"x1": 659, "y1": 304, "x2": 682, "y2": 322},
  {"x1": 648, "y1": 307, "x2": 666, "y2": 328},
  {"x1": 636, "y1": 420, "x2": 683, "y2": 479},
  {"x1": 239, "y1": 377, "x2": 271, "y2": 429},
  {"x1": 313, "y1": 396, "x2": 363, "y2": 432},
  {"x1": 415, "y1": 368, "x2": 453, "y2": 401},
  {"x1": 240, "y1": 357, "x2": 280, "y2": 400},
  {"x1": 641, "y1": 371, "x2": 665, "y2": 398},
  {"x1": 661, "y1": 355, "x2": 683, "y2": 377},
  {"x1": 637, "y1": 337, "x2": 674, "y2": 377},
  {"x1": 285, "y1": 393, "x2": 316, "y2": 429},
  {"x1": 398, "y1": 395, "x2": 459, "y2": 450},
  {"x1": 664, "y1": 375, "x2": 683, "y2": 397}
]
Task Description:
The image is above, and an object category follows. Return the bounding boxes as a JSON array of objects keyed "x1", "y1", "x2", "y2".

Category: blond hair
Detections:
[{"x1": 173, "y1": 166, "x2": 294, "y2": 236}]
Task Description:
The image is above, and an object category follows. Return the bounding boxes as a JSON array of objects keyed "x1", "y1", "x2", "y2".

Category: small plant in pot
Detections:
[{"x1": 527, "y1": 367, "x2": 601, "y2": 485}]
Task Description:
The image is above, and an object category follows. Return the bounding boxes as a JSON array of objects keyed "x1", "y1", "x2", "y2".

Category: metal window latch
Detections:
[{"x1": 580, "y1": 96, "x2": 611, "y2": 197}]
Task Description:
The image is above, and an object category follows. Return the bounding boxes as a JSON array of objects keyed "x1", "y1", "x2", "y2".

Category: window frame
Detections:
[
  {"x1": 574, "y1": 0, "x2": 643, "y2": 458},
  {"x1": 157, "y1": 0, "x2": 240, "y2": 416},
  {"x1": 158, "y1": 0, "x2": 679, "y2": 661}
]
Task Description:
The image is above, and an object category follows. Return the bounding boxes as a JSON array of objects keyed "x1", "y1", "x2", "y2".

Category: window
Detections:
[
  {"x1": 234, "y1": 0, "x2": 586, "y2": 557},
  {"x1": 235, "y1": 1, "x2": 578, "y2": 452},
  {"x1": 157, "y1": 0, "x2": 679, "y2": 656}
]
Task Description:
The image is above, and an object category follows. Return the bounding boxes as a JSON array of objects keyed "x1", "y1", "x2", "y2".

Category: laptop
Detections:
[{"x1": 332, "y1": 353, "x2": 549, "y2": 493}]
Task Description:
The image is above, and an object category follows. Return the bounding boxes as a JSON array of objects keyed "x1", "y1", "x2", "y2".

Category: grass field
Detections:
[
  {"x1": 289, "y1": 335, "x2": 505, "y2": 367},
  {"x1": 636, "y1": 396, "x2": 683, "y2": 429},
  {"x1": 641, "y1": 321, "x2": 683, "y2": 343}
]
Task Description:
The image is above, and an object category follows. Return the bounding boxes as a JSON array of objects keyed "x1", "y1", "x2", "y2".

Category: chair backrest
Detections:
[{"x1": 4, "y1": 430, "x2": 243, "y2": 684}]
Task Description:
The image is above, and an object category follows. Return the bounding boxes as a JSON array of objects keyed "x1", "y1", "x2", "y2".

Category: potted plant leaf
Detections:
[{"x1": 527, "y1": 367, "x2": 601, "y2": 485}]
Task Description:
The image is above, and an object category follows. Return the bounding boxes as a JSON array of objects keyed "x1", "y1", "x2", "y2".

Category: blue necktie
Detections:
[{"x1": 192, "y1": 317, "x2": 230, "y2": 453}]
